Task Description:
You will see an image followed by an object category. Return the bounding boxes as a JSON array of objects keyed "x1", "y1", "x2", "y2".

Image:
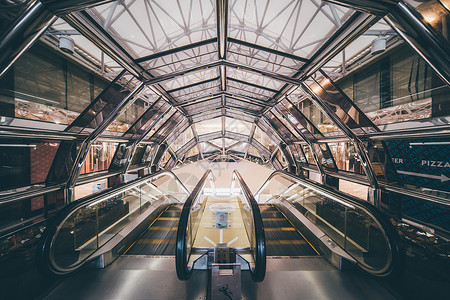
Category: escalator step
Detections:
[
  {"x1": 125, "y1": 205, "x2": 180, "y2": 255},
  {"x1": 148, "y1": 226, "x2": 177, "y2": 231},
  {"x1": 136, "y1": 239, "x2": 176, "y2": 244},
  {"x1": 259, "y1": 204, "x2": 319, "y2": 256},
  {"x1": 266, "y1": 240, "x2": 307, "y2": 245},
  {"x1": 264, "y1": 227, "x2": 296, "y2": 231}
]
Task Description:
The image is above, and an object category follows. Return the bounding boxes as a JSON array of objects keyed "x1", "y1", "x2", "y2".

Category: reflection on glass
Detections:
[
  {"x1": 256, "y1": 173, "x2": 391, "y2": 273},
  {"x1": 50, "y1": 172, "x2": 188, "y2": 271},
  {"x1": 293, "y1": 94, "x2": 340, "y2": 134},
  {"x1": 80, "y1": 142, "x2": 118, "y2": 175},
  {"x1": 301, "y1": 144, "x2": 316, "y2": 164},
  {"x1": 405, "y1": 0, "x2": 450, "y2": 43},
  {"x1": 328, "y1": 142, "x2": 364, "y2": 174}
]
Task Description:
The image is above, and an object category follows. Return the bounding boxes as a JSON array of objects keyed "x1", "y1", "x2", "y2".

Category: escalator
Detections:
[
  {"x1": 126, "y1": 204, "x2": 182, "y2": 255},
  {"x1": 259, "y1": 204, "x2": 318, "y2": 256},
  {"x1": 176, "y1": 170, "x2": 266, "y2": 283},
  {"x1": 256, "y1": 171, "x2": 402, "y2": 278},
  {"x1": 37, "y1": 170, "x2": 190, "y2": 276},
  {"x1": 36, "y1": 168, "x2": 401, "y2": 299}
]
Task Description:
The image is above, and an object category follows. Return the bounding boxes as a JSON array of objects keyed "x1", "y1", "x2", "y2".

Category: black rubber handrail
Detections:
[
  {"x1": 176, "y1": 169, "x2": 212, "y2": 280},
  {"x1": 233, "y1": 170, "x2": 266, "y2": 282},
  {"x1": 255, "y1": 170, "x2": 402, "y2": 278},
  {"x1": 37, "y1": 170, "x2": 187, "y2": 276}
]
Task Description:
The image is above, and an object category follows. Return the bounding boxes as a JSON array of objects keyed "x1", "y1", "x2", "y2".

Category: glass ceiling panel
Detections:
[
  {"x1": 169, "y1": 79, "x2": 221, "y2": 103},
  {"x1": 184, "y1": 97, "x2": 222, "y2": 116},
  {"x1": 227, "y1": 84, "x2": 273, "y2": 102},
  {"x1": 256, "y1": 118, "x2": 283, "y2": 145},
  {"x1": 87, "y1": 0, "x2": 217, "y2": 58},
  {"x1": 227, "y1": 68, "x2": 285, "y2": 91},
  {"x1": 247, "y1": 144, "x2": 261, "y2": 158},
  {"x1": 143, "y1": 107, "x2": 175, "y2": 139},
  {"x1": 224, "y1": 108, "x2": 257, "y2": 123},
  {"x1": 227, "y1": 41, "x2": 305, "y2": 76},
  {"x1": 191, "y1": 109, "x2": 223, "y2": 123},
  {"x1": 160, "y1": 67, "x2": 219, "y2": 91},
  {"x1": 184, "y1": 146, "x2": 199, "y2": 159},
  {"x1": 196, "y1": 118, "x2": 223, "y2": 136},
  {"x1": 223, "y1": 138, "x2": 238, "y2": 148},
  {"x1": 225, "y1": 97, "x2": 264, "y2": 113},
  {"x1": 208, "y1": 139, "x2": 222, "y2": 149},
  {"x1": 200, "y1": 142, "x2": 219, "y2": 153},
  {"x1": 264, "y1": 111, "x2": 297, "y2": 143},
  {"x1": 141, "y1": 42, "x2": 218, "y2": 75},
  {"x1": 228, "y1": 0, "x2": 353, "y2": 57},
  {"x1": 230, "y1": 142, "x2": 247, "y2": 153},
  {"x1": 269, "y1": 107, "x2": 303, "y2": 141},
  {"x1": 225, "y1": 117, "x2": 252, "y2": 135},
  {"x1": 148, "y1": 111, "x2": 184, "y2": 142}
]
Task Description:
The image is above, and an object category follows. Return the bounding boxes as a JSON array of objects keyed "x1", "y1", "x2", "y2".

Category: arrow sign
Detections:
[{"x1": 397, "y1": 170, "x2": 450, "y2": 182}]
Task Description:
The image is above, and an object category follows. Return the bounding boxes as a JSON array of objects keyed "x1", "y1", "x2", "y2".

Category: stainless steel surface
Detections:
[
  {"x1": 211, "y1": 263, "x2": 241, "y2": 300},
  {"x1": 43, "y1": 255, "x2": 396, "y2": 300},
  {"x1": 385, "y1": 2, "x2": 450, "y2": 86},
  {"x1": 0, "y1": 2, "x2": 56, "y2": 79}
]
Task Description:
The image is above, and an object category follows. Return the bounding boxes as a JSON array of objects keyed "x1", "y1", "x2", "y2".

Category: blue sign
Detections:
[{"x1": 386, "y1": 139, "x2": 450, "y2": 192}]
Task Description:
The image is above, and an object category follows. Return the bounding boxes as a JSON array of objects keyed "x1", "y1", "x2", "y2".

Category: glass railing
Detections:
[
  {"x1": 232, "y1": 171, "x2": 266, "y2": 282},
  {"x1": 38, "y1": 170, "x2": 189, "y2": 276},
  {"x1": 176, "y1": 170, "x2": 213, "y2": 280},
  {"x1": 255, "y1": 171, "x2": 400, "y2": 277}
]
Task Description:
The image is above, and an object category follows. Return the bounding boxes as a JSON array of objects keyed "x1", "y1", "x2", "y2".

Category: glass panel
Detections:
[
  {"x1": 0, "y1": 37, "x2": 120, "y2": 125},
  {"x1": 227, "y1": 41, "x2": 305, "y2": 76},
  {"x1": 130, "y1": 143, "x2": 148, "y2": 166},
  {"x1": 256, "y1": 173, "x2": 392, "y2": 272},
  {"x1": 339, "y1": 179, "x2": 368, "y2": 201},
  {"x1": 289, "y1": 90, "x2": 341, "y2": 134},
  {"x1": 254, "y1": 125, "x2": 277, "y2": 151},
  {"x1": 327, "y1": 142, "x2": 364, "y2": 174},
  {"x1": 171, "y1": 127, "x2": 194, "y2": 152},
  {"x1": 80, "y1": 142, "x2": 118, "y2": 175},
  {"x1": 225, "y1": 117, "x2": 252, "y2": 135},
  {"x1": 51, "y1": 173, "x2": 188, "y2": 270},
  {"x1": 346, "y1": 207, "x2": 388, "y2": 270},
  {"x1": 301, "y1": 144, "x2": 315, "y2": 164},
  {"x1": 0, "y1": 139, "x2": 61, "y2": 192},
  {"x1": 322, "y1": 19, "x2": 450, "y2": 126},
  {"x1": 195, "y1": 118, "x2": 222, "y2": 136},
  {"x1": 228, "y1": 0, "x2": 353, "y2": 57},
  {"x1": 87, "y1": 1, "x2": 216, "y2": 57},
  {"x1": 186, "y1": 173, "x2": 213, "y2": 268}
]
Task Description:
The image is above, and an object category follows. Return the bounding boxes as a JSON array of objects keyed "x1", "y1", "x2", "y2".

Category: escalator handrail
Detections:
[
  {"x1": 37, "y1": 170, "x2": 187, "y2": 276},
  {"x1": 176, "y1": 169, "x2": 212, "y2": 281},
  {"x1": 233, "y1": 170, "x2": 266, "y2": 282},
  {"x1": 255, "y1": 170, "x2": 401, "y2": 277}
]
